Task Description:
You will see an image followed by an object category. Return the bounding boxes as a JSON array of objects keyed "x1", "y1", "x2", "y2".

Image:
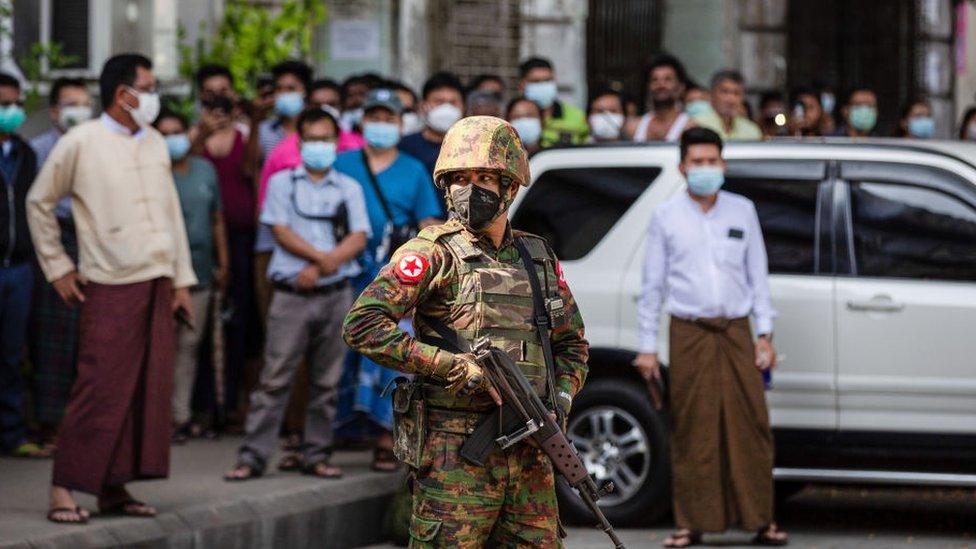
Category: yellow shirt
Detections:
[
  {"x1": 27, "y1": 117, "x2": 197, "y2": 288},
  {"x1": 693, "y1": 109, "x2": 763, "y2": 141}
]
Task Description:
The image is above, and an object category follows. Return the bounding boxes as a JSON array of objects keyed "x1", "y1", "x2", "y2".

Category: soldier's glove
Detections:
[{"x1": 445, "y1": 353, "x2": 493, "y2": 397}]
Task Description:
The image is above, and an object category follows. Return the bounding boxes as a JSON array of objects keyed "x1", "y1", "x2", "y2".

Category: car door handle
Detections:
[{"x1": 846, "y1": 299, "x2": 905, "y2": 313}]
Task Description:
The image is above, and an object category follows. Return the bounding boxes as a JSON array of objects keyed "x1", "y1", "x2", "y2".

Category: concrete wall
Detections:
[
  {"x1": 661, "y1": 0, "x2": 728, "y2": 87},
  {"x1": 520, "y1": 0, "x2": 588, "y2": 108},
  {"x1": 316, "y1": 0, "x2": 395, "y2": 83}
]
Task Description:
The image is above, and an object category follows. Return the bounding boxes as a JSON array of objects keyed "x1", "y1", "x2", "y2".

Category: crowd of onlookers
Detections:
[{"x1": 3, "y1": 49, "x2": 976, "y2": 489}]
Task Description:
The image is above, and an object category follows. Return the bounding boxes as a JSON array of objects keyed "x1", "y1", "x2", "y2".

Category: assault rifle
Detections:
[{"x1": 459, "y1": 336, "x2": 626, "y2": 549}]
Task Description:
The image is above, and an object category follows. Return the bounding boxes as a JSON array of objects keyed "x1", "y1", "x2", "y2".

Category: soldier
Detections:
[{"x1": 342, "y1": 116, "x2": 588, "y2": 547}]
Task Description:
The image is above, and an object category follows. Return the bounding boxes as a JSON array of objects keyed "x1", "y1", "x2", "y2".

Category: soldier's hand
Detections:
[{"x1": 445, "y1": 353, "x2": 501, "y2": 405}]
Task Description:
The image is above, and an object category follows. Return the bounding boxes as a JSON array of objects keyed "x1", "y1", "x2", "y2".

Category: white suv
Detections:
[{"x1": 510, "y1": 139, "x2": 976, "y2": 525}]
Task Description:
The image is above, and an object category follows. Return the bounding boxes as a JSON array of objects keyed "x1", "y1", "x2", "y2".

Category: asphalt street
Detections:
[{"x1": 366, "y1": 483, "x2": 976, "y2": 548}]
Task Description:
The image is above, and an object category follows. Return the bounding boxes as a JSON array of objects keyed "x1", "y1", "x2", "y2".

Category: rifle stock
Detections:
[{"x1": 463, "y1": 339, "x2": 626, "y2": 549}]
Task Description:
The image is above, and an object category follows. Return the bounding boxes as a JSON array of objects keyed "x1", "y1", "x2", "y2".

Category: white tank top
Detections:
[{"x1": 633, "y1": 112, "x2": 691, "y2": 142}]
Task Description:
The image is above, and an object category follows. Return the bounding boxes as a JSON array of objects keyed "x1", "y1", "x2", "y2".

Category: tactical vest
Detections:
[{"x1": 418, "y1": 225, "x2": 561, "y2": 411}]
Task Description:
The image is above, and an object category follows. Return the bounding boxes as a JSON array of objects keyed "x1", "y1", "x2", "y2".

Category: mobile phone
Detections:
[{"x1": 175, "y1": 308, "x2": 195, "y2": 331}]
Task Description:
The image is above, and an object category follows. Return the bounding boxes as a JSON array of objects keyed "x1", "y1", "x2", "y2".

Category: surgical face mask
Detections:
[
  {"x1": 275, "y1": 92, "x2": 305, "y2": 117},
  {"x1": 510, "y1": 117, "x2": 542, "y2": 146},
  {"x1": 907, "y1": 116, "x2": 935, "y2": 139},
  {"x1": 524, "y1": 81, "x2": 558, "y2": 109},
  {"x1": 340, "y1": 108, "x2": 364, "y2": 132},
  {"x1": 363, "y1": 121, "x2": 400, "y2": 149},
  {"x1": 820, "y1": 92, "x2": 836, "y2": 114},
  {"x1": 426, "y1": 103, "x2": 462, "y2": 133},
  {"x1": 848, "y1": 105, "x2": 877, "y2": 132},
  {"x1": 0, "y1": 104, "x2": 26, "y2": 133},
  {"x1": 685, "y1": 99, "x2": 712, "y2": 117},
  {"x1": 58, "y1": 105, "x2": 93, "y2": 129},
  {"x1": 450, "y1": 183, "x2": 503, "y2": 232},
  {"x1": 301, "y1": 141, "x2": 338, "y2": 171},
  {"x1": 588, "y1": 112, "x2": 624, "y2": 140},
  {"x1": 165, "y1": 133, "x2": 191, "y2": 161},
  {"x1": 401, "y1": 111, "x2": 423, "y2": 135},
  {"x1": 685, "y1": 166, "x2": 725, "y2": 197},
  {"x1": 123, "y1": 88, "x2": 160, "y2": 127}
]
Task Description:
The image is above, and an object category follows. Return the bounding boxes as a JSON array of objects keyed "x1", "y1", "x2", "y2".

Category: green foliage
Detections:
[
  {"x1": 20, "y1": 43, "x2": 80, "y2": 114},
  {"x1": 178, "y1": 0, "x2": 326, "y2": 99}
]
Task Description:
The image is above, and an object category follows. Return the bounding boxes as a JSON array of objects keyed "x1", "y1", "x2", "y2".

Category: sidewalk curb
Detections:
[{"x1": 7, "y1": 473, "x2": 402, "y2": 549}]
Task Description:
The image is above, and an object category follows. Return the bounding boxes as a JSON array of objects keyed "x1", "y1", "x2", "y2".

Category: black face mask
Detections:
[{"x1": 451, "y1": 184, "x2": 502, "y2": 232}]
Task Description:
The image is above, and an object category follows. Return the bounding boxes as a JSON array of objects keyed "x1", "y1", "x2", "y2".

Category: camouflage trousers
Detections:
[{"x1": 408, "y1": 428, "x2": 562, "y2": 548}]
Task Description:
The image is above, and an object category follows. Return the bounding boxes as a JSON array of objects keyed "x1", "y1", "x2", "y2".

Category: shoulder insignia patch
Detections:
[{"x1": 395, "y1": 253, "x2": 430, "y2": 285}]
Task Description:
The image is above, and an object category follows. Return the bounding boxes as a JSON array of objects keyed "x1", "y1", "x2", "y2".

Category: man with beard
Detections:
[
  {"x1": 627, "y1": 54, "x2": 695, "y2": 142},
  {"x1": 693, "y1": 70, "x2": 762, "y2": 141}
]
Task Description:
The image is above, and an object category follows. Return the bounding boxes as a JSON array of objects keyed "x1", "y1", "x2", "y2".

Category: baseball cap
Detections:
[{"x1": 363, "y1": 88, "x2": 403, "y2": 115}]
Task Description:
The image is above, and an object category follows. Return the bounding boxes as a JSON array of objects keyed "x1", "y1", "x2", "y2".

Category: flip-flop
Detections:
[
  {"x1": 752, "y1": 525, "x2": 789, "y2": 546},
  {"x1": 302, "y1": 460, "x2": 343, "y2": 479},
  {"x1": 663, "y1": 530, "x2": 702, "y2": 548},
  {"x1": 224, "y1": 462, "x2": 263, "y2": 482},
  {"x1": 98, "y1": 499, "x2": 156, "y2": 518},
  {"x1": 277, "y1": 453, "x2": 303, "y2": 471},
  {"x1": 11, "y1": 441, "x2": 52, "y2": 459},
  {"x1": 371, "y1": 448, "x2": 400, "y2": 473},
  {"x1": 47, "y1": 506, "x2": 89, "y2": 524}
]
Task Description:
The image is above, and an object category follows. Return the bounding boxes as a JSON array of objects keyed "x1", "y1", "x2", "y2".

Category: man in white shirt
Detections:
[{"x1": 635, "y1": 127, "x2": 788, "y2": 547}]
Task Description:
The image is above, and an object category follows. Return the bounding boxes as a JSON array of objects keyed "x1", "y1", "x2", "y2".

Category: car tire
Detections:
[{"x1": 556, "y1": 377, "x2": 671, "y2": 526}]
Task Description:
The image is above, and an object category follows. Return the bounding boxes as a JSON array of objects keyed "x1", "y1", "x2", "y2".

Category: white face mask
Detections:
[
  {"x1": 426, "y1": 103, "x2": 463, "y2": 134},
  {"x1": 967, "y1": 123, "x2": 976, "y2": 141},
  {"x1": 58, "y1": 105, "x2": 93, "y2": 129},
  {"x1": 588, "y1": 112, "x2": 624, "y2": 140},
  {"x1": 123, "y1": 87, "x2": 160, "y2": 127},
  {"x1": 401, "y1": 112, "x2": 424, "y2": 135}
]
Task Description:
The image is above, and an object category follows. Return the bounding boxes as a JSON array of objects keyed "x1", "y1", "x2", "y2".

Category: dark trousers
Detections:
[
  {"x1": 0, "y1": 262, "x2": 35, "y2": 451},
  {"x1": 224, "y1": 227, "x2": 257, "y2": 414}
]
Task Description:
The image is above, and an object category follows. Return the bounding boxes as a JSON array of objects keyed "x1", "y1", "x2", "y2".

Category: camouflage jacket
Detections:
[{"x1": 342, "y1": 218, "x2": 588, "y2": 413}]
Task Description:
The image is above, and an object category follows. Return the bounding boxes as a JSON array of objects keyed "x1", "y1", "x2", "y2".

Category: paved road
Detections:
[{"x1": 366, "y1": 483, "x2": 976, "y2": 548}]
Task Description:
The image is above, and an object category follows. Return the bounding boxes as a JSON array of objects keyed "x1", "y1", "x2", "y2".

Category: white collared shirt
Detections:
[
  {"x1": 100, "y1": 112, "x2": 146, "y2": 140},
  {"x1": 638, "y1": 190, "x2": 776, "y2": 353}
]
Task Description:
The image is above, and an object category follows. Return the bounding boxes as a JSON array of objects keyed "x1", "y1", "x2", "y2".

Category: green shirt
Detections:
[
  {"x1": 541, "y1": 101, "x2": 589, "y2": 147},
  {"x1": 693, "y1": 109, "x2": 763, "y2": 140},
  {"x1": 173, "y1": 156, "x2": 221, "y2": 288}
]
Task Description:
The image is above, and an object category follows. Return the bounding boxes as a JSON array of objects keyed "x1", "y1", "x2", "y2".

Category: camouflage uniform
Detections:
[{"x1": 342, "y1": 117, "x2": 588, "y2": 548}]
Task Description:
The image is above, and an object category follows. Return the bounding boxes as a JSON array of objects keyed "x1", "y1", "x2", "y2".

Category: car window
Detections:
[
  {"x1": 850, "y1": 181, "x2": 976, "y2": 281},
  {"x1": 723, "y1": 178, "x2": 820, "y2": 274},
  {"x1": 511, "y1": 167, "x2": 659, "y2": 260}
]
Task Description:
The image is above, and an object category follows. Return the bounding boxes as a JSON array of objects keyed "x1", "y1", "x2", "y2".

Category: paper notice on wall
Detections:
[{"x1": 330, "y1": 19, "x2": 381, "y2": 60}]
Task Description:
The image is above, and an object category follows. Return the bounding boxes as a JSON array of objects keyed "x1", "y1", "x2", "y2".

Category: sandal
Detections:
[
  {"x1": 371, "y1": 447, "x2": 400, "y2": 473},
  {"x1": 47, "y1": 506, "x2": 90, "y2": 524},
  {"x1": 302, "y1": 460, "x2": 342, "y2": 479},
  {"x1": 98, "y1": 499, "x2": 156, "y2": 518},
  {"x1": 277, "y1": 453, "x2": 303, "y2": 471},
  {"x1": 223, "y1": 462, "x2": 263, "y2": 482},
  {"x1": 11, "y1": 441, "x2": 53, "y2": 459},
  {"x1": 663, "y1": 529, "x2": 701, "y2": 548},
  {"x1": 753, "y1": 524, "x2": 789, "y2": 546}
]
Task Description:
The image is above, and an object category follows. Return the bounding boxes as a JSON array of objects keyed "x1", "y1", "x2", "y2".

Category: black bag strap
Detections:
[
  {"x1": 361, "y1": 150, "x2": 397, "y2": 225},
  {"x1": 416, "y1": 313, "x2": 471, "y2": 354},
  {"x1": 514, "y1": 237, "x2": 563, "y2": 424}
]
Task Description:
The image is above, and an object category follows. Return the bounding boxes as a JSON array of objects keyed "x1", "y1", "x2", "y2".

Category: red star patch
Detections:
[
  {"x1": 395, "y1": 253, "x2": 429, "y2": 285},
  {"x1": 555, "y1": 260, "x2": 568, "y2": 291}
]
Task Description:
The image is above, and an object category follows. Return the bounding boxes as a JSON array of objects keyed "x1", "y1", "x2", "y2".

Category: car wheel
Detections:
[{"x1": 556, "y1": 377, "x2": 671, "y2": 526}]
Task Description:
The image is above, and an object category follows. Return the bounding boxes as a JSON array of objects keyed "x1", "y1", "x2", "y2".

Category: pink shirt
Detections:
[{"x1": 257, "y1": 129, "x2": 366, "y2": 207}]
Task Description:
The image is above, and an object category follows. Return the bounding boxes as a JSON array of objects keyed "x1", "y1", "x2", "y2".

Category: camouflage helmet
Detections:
[{"x1": 433, "y1": 116, "x2": 531, "y2": 189}]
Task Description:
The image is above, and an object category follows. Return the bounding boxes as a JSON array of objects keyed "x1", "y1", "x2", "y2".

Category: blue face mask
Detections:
[
  {"x1": 363, "y1": 121, "x2": 400, "y2": 149},
  {"x1": 907, "y1": 116, "x2": 935, "y2": 139},
  {"x1": 685, "y1": 100, "x2": 712, "y2": 118},
  {"x1": 301, "y1": 141, "x2": 337, "y2": 171},
  {"x1": 275, "y1": 92, "x2": 305, "y2": 117},
  {"x1": 848, "y1": 105, "x2": 877, "y2": 132},
  {"x1": 165, "y1": 134, "x2": 191, "y2": 161},
  {"x1": 524, "y1": 81, "x2": 558, "y2": 109},
  {"x1": 0, "y1": 104, "x2": 26, "y2": 134},
  {"x1": 510, "y1": 117, "x2": 542, "y2": 146},
  {"x1": 685, "y1": 166, "x2": 725, "y2": 197}
]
